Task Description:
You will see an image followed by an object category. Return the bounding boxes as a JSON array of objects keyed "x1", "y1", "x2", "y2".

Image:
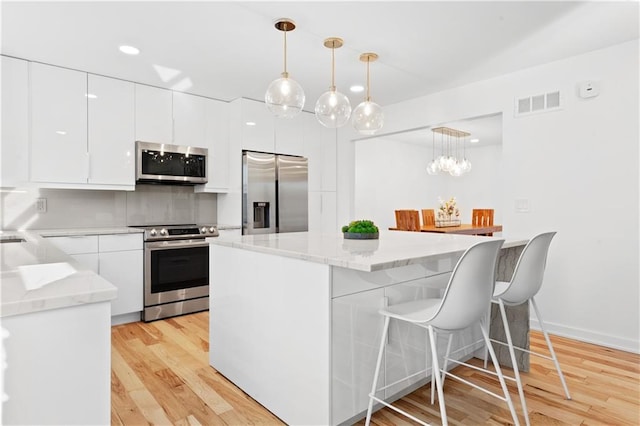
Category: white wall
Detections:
[
  {"x1": 340, "y1": 39, "x2": 639, "y2": 352},
  {"x1": 355, "y1": 138, "x2": 503, "y2": 230}
]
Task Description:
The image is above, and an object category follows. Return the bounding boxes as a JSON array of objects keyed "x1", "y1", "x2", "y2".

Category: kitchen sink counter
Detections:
[{"x1": 0, "y1": 230, "x2": 117, "y2": 318}]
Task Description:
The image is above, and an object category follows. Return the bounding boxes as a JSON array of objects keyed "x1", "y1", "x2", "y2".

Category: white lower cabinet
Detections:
[
  {"x1": 98, "y1": 234, "x2": 143, "y2": 317},
  {"x1": 45, "y1": 233, "x2": 143, "y2": 322}
]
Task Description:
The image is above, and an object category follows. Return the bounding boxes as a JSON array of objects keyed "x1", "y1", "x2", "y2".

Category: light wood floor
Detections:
[{"x1": 111, "y1": 312, "x2": 640, "y2": 425}]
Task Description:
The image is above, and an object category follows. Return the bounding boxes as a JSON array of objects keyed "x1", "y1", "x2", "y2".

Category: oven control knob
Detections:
[
  {"x1": 149, "y1": 229, "x2": 157, "y2": 237},
  {"x1": 160, "y1": 228, "x2": 168, "y2": 236},
  {"x1": 201, "y1": 227, "x2": 208, "y2": 234},
  {"x1": 209, "y1": 226, "x2": 216, "y2": 233}
]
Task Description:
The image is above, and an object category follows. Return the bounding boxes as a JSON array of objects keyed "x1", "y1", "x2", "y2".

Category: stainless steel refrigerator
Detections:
[{"x1": 242, "y1": 150, "x2": 308, "y2": 235}]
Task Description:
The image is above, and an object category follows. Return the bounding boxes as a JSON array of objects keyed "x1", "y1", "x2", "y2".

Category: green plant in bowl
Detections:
[{"x1": 342, "y1": 220, "x2": 379, "y2": 239}]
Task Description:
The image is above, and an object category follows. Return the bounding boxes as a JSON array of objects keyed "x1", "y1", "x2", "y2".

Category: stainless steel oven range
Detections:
[{"x1": 137, "y1": 224, "x2": 218, "y2": 321}]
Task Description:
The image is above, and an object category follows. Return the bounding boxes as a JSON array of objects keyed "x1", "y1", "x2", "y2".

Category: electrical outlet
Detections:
[{"x1": 36, "y1": 198, "x2": 47, "y2": 213}]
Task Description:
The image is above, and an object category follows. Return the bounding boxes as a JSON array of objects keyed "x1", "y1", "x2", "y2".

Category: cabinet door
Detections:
[
  {"x1": 331, "y1": 288, "x2": 385, "y2": 425},
  {"x1": 304, "y1": 113, "x2": 336, "y2": 192},
  {"x1": 30, "y1": 63, "x2": 88, "y2": 184},
  {"x1": 71, "y1": 253, "x2": 99, "y2": 273},
  {"x1": 99, "y1": 249, "x2": 143, "y2": 316},
  {"x1": 88, "y1": 75, "x2": 135, "y2": 187},
  {"x1": 173, "y1": 91, "x2": 206, "y2": 147},
  {"x1": 308, "y1": 192, "x2": 336, "y2": 233},
  {"x1": 134, "y1": 84, "x2": 173, "y2": 143},
  {"x1": 202, "y1": 98, "x2": 230, "y2": 191},
  {"x1": 1, "y1": 57, "x2": 29, "y2": 188},
  {"x1": 275, "y1": 115, "x2": 305, "y2": 156},
  {"x1": 241, "y1": 98, "x2": 274, "y2": 152}
]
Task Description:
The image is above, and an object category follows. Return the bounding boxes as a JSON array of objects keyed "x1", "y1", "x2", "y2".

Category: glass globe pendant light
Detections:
[
  {"x1": 427, "y1": 129, "x2": 441, "y2": 175},
  {"x1": 265, "y1": 19, "x2": 305, "y2": 118},
  {"x1": 315, "y1": 37, "x2": 351, "y2": 128},
  {"x1": 352, "y1": 53, "x2": 383, "y2": 135}
]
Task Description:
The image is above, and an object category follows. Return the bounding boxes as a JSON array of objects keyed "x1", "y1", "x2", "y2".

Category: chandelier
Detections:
[{"x1": 426, "y1": 127, "x2": 472, "y2": 176}]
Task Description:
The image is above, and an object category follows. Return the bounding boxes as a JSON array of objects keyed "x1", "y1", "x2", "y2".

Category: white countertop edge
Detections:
[
  {"x1": 209, "y1": 233, "x2": 530, "y2": 273},
  {"x1": 1, "y1": 231, "x2": 119, "y2": 318},
  {"x1": 33, "y1": 227, "x2": 144, "y2": 237},
  {"x1": 0, "y1": 282, "x2": 117, "y2": 318}
]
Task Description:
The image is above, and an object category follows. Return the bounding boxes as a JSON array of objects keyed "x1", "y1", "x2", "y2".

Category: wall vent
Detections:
[{"x1": 515, "y1": 90, "x2": 562, "y2": 117}]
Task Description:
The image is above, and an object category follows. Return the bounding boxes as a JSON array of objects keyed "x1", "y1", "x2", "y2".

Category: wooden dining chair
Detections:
[
  {"x1": 395, "y1": 210, "x2": 421, "y2": 232},
  {"x1": 472, "y1": 209, "x2": 495, "y2": 236},
  {"x1": 421, "y1": 209, "x2": 436, "y2": 227}
]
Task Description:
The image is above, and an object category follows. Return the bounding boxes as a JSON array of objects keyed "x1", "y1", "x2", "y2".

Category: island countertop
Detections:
[
  {"x1": 209, "y1": 230, "x2": 527, "y2": 272},
  {"x1": 0, "y1": 231, "x2": 117, "y2": 318}
]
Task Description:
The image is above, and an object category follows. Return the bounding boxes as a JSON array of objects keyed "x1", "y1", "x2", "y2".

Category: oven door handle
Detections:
[{"x1": 145, "y1": 239, "x2": 210, "y2": 249}]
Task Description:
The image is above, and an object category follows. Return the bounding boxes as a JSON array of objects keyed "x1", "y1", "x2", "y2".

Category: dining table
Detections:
[{"x1": 390, "y1": 223, "x2": 502, "y2": 236}]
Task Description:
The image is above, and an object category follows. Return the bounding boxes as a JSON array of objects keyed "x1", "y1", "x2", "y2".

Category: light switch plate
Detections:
[
  {"x1": 515, "y1": 198, "x2": 530, "y2": 213},
  {"x1": 36, "y1": 198, "x2": 47, "y2": 213}
]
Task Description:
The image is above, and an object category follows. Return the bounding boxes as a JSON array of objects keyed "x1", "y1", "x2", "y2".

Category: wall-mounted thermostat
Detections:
[{"x1": 578, "y1": 80, "x2": 600, "y2": 98}]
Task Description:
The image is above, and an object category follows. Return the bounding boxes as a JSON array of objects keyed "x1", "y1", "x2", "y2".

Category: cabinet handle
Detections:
[{"x1": 86, "y1": 152, "x2": 91, "y2": 182}]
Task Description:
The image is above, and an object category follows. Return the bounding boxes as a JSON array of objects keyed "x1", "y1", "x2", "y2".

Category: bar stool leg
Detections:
[
  {"x1": 428, "y1": 325, "x2": 448, "y2": 426},
  {"x1": 480, "y1": 318, "x2": 520, "y2": 426},
  {"x1": 365, "y1": 316, "x2": 390, "y2": 426},
  {"x1": 499, "y1": 300, "x2": 530, "y2": 426},
  {"x1": 440, "y1": 333, "x2": 454, "y2": 389},
  {"x1": 531, "y1": 298, "x2": 571, "y2": 400}
]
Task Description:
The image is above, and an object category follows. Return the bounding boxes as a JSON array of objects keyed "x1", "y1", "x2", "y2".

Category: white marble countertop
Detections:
[
  {"x1": 0, "y1": 231, "x2": 117, "y2": 318},
  {"x1": 36, "y1": 227, "x2": 144, "y2": 237},
  {"x1": 209, "y1": 230, "x2": 528, "y2": 272}
]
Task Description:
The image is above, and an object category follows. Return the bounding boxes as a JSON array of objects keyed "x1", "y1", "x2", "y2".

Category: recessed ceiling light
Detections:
[
  {"x1": 245, "y1": 121, "x2": 256, "y2": 126},
  {"x1": 85, "y1": 93, "x2": 97, "y2": 99},
  {"x1": 470, "y1": 138, "x2": 480, "y2": 143},
  {"x1": 350, "y1": 85, "x2": 364, "y2": 93},
  {"x1": 56, "y1": 130, "x2": 67, "y2": 135},
  {"x1": 119, "y1": 45, "x2": 140, "y2": 55}
]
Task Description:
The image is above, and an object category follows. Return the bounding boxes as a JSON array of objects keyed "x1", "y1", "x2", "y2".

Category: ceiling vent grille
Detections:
[{"x1": 515, "y1": 90, "x2": 562, "y2": 117}]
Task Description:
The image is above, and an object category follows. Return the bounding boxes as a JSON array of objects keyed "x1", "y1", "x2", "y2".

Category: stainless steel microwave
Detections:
[{"x1": 136, "y1": 141, "x2": 208, "y2": 185}]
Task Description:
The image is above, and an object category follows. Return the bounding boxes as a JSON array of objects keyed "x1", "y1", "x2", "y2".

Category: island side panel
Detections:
[
  {"x1": 209, "y1": 244, "x2": 332, "y2": 425},
  {"x1": 2, "y1": 301, "x2": 112, "y2": 425},
  {"x1": 491, "y1": 244, "x2": 530, "y2": 372}
]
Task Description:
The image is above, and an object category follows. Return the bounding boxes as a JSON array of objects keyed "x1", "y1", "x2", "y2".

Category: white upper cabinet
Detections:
[
  {"x1": 173, "y1": 91, "x2": 206, "y2": 147},
  {"x1": 1, "y1": 56, "x2": 29, "y2": 188},
  {"x1": 134, "y1": 84, "x2": 173, "y2": 144},
  {"x1": 275, "y1": 115, "x2": 305, "y2": 156},
  {"x1": 196, "y1": 98, "x2": 230, "y2": 192},
  {"x1": 240, "y1": 98, "x2": 275, "y2": 152},
  {"x1": 30, "y1": 62, "x2": 88, "y2": 184},
  {"x1": 304, "y1": 113, "x2": 337, "y2": 192},
  {"x1": 87, "y1": 75, "x2": 135, "y2": 187}
]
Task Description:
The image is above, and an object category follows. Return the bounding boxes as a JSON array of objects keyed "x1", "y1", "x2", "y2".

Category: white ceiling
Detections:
[{"x1": 2, "y1": 1, "x2": 638, "y2": 115}]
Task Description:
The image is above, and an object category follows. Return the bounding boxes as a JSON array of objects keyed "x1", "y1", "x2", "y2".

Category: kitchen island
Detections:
[
  {"x1": 1, "y1": 231, "x2": 116, "y2": 425},
  {"x1": 208, "y1": 231, "x2": 528, "y2": 425}
]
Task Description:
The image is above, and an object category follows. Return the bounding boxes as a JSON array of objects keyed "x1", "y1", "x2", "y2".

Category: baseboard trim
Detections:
[
  {"x1": 111, "y1": 312, "x2": 141, "y2": 326},
  {"x1": 530, "y1": 319, "x2": 639, "y2": 354}
]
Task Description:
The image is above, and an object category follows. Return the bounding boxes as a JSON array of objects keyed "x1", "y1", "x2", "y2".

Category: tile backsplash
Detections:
[{"x1": 1, "y1": 185, "x2": 217, "y2": 230}]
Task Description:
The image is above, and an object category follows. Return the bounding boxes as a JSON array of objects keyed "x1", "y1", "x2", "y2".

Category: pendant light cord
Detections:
[
  {"x1": 366, "y1": 58, "x2": 371, "y2": 102},
  {"x1": 283, "y1": 25, "x2": 288, "y2": 76},
  {"x1": 331, "y1": 44, "x2": 336, "y2": 90}
]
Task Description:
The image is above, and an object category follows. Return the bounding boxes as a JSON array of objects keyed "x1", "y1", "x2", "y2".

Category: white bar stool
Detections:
[
  {"x1": 490, "y1": 231, "x2": 571, "y2": 424},
  {"x1": 364, "y1": 239, "x2": 520, "y2": 426}
]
